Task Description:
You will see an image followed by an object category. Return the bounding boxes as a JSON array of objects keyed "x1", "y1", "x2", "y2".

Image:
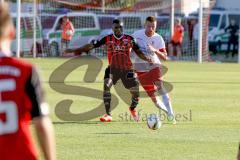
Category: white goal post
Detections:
[{"x1": 198, "y1": 0, "x2": 203, "y2": 63}]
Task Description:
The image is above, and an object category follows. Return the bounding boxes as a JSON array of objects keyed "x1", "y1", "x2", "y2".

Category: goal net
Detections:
[{"x1": 7, "y1": 0, "x2": 216, "y2": 62}]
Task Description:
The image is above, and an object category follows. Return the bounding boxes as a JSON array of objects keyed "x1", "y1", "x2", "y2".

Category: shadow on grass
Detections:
[
  {"x1": 92, "y1": 132, "x2": 136, "y2": 135},
  {"x1": 53, "y1": 121, "x2": 102, "y2": 125}
]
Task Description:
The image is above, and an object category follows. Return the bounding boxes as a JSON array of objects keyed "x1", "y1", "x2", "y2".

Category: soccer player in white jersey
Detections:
[{"x1": 132, "y1": 16, "x2": 176, "y2": 124}]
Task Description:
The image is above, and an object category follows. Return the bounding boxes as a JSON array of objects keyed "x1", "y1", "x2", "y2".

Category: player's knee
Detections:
[
  {"x1": 104, "y1": 78, "x2": 112, "y2": 91},
  {"x1": 135, "y1": 92, "x2": 140, "y2": 99},
  {"x1": 131, "y1": 88, "x2": 139, "y2": 98},
  {"x1": 155, "y1": 80, "x2": 163, "y2": 88},
  {"x1": 147, "y1": 90, "x2": 155, "y2": 100},
  {"x1": 129, "y1": 83, "x2": 139, "y2": 95}
]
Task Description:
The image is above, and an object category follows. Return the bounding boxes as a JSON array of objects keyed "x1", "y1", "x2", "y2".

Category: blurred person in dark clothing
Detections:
[{"x1": 225, "y1": 19, "x2": 239, "y2": 58}]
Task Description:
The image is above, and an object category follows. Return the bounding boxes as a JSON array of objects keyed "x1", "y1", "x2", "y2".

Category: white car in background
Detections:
[{"x1": 208, "y1": 9, "x2": 240, "y2": 53}]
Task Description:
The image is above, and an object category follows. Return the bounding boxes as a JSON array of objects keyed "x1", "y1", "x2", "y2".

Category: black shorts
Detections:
[
  {"x1": 104, "y1": 66, "x2": 138, "y2": 89},
  {"x1": 61, "y1": 39, "x2": 70, "y2": 46}
]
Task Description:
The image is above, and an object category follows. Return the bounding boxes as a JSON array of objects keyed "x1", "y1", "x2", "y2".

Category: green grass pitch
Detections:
[{"x1": 29, "y1": 58, "x2": 240, "y2": 160}]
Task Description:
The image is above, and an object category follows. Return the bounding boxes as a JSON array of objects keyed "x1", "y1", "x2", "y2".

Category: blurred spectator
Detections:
[
  {"x1": 225, "y1": 19, "x2": 239, "y2": 58},
  {"x1": 169, "y1": 18, "x2": 184, "y2": 60},
  {"x1": 61, "y1": 15, "x2": 75, "y2": 56},
  {"x1": 193, "y1": 21, "x2": 199, "y2": 41},
  {"x1": 187, "y1": 18, "x2": 195, "y2": 42}
]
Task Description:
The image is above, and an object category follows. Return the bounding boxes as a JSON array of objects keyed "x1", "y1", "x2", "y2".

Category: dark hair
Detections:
[
  {"x1": 146, "y1": 16, "x2": 157, "y2": 23},
  {"x1": 0, "y1": 2, "x2": 11, "y2": 39},
  {"x1": 112, "y1": 19, "x2": 121, "y2": 24}
]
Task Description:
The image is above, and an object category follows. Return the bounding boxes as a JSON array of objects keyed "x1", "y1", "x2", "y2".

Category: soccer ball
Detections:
[
  {"x1": 147, "y1": 114, "x2": 161, "y2": 130},
  {"x1": 67, "y1": 30, "x2": 74, "y2": 36}
]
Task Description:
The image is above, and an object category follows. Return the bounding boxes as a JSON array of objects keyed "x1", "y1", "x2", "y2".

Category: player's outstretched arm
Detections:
[
  {"x1": 65, "y1": 43, "x2": 95, "y2": 55},
  {"x1": 34, "y1": 116, "x2": 56, "y2": 160},
  {"x1": 64, "y1": 37, "x2": 106, "y2": 56}
]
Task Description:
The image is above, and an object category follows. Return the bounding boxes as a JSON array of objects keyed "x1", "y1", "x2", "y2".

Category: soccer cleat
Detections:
[
  {"x1": 129, "y1": 107, "x2": 139, "y2": 122},
  {"x1": 100, "y1": 114, "x2": 112, "y2": 122},
  {"x1": 167, "y1": 115, "x2": 177, "y2": 125}
]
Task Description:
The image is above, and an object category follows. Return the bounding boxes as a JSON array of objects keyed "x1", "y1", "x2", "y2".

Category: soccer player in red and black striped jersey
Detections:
[
  {"x1": 65, "y1": 19, "x2": 151, "y2": 122},
  {"x1": 0, "y1": 3, "x2": 56, "y2": 160}
]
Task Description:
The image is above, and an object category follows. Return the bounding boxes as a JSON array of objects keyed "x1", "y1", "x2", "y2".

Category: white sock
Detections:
[
  {"x1": 162, "y1": 93, "x2": 174, "y2": 116},
  {"x1": 154, "y1": 96, "x2": 168, "y2": 114},
  {"x1": 154, "y1": 81, "x2": 174, "y2": 117}
]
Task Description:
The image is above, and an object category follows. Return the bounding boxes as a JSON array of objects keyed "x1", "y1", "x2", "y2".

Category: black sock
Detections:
[
  {"x1": 103, "y1": 92, "x2": 111, "y2": 115},
  {"x1": 130, "y1": 97, "x2": 139, "y2": 110}
]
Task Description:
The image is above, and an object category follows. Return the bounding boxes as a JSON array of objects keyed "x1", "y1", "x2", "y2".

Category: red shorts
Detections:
[{"x1": 136, "y1": 67, "x2": 162, "y2": 93}]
